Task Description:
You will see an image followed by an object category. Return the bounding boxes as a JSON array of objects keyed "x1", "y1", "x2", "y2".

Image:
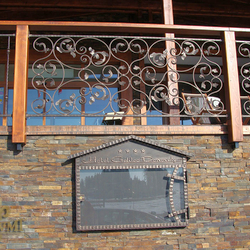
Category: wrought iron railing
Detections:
[
  {"x1": 0, "y1": 34, "x2": 15, "y2": 126},
  {"x1": 0, "y1": 22, "x2": 244, "y2": 143},
  {"x1": 237, "y1": 40, "x2": 250, "y2": 125},
  {"x1": 27, "y1": 34, "x2": 226, "y2": 125}
]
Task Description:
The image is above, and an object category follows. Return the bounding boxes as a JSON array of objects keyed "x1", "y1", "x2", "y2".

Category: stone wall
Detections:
[{"x1": 0, "y1": 134, "x2": 249, "y2": 250}]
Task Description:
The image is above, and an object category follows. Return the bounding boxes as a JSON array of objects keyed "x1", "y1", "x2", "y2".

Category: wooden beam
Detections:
[
  {"x1": 139, "y1": 57, "x2": 147, "y2": 125},
  {"x1": 173, "y1": 1, "x2": 250, "y2": 18},
  {"x1": 163, "y1": 0, "x2": 180, "y2": 125},
  {"x1": 0, "y1": 21, "x2": 230, "y2": 36},
  {"x1": 119, "y1": 52, "x2": 133, "y2": 125},
  {"x1": 0, "y1": 0, "x2": 162, "y2": 11},
  {"x1": 163, "y1": 0, "x2": 174, "y2": 25},
  {"x1": 222, "y1": 31, "x2": 243, "y2": 143},
  {"x1": 12, "y1": 25, "x2": 29, "y2": 143},
  {"x1": 25, "y1": 124, "x2": 227, "y2": 135}
]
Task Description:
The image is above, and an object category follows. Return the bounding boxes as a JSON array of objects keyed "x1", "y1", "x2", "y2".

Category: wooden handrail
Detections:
[
  {"x1": 1, "y1": 20, "x2": 250, "y2": 38},
  {"x1": 0, "y1": 20, "x2": 250, "y2": 37},
  {"x1": 0, "y1": 21, "x2": 231, "y2": 35}
]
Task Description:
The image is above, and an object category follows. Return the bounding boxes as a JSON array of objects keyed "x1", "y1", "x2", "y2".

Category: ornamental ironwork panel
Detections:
[
  {"x1": 71, "y1": 135, "x2": 191, "y2": 231},
  {"x1": 237, "y1": 40, "x2": 250, "y2": 124},
  {"x1": 28, "y1": 34, "x2": 226, "y2": 125},
  {"x1": 0, "y1": 34, "x2": 15, "y2": 126}
]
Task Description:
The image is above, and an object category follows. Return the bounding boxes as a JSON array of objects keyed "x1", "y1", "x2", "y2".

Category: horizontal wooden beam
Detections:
[
  {"x1": 8, "y1": 125, "x2": 250, "y2": 136},
  {"x1": 0, "y1": 21, "x2": 230, "y2": 36},
  {"x1": 0, "y1": 0, "x2": 249, "y2": 19},
  {"x1": 26, "y1": 125, "x2": 227, "y2": 135},
  {"x1": 0, "y1": 21, "x2": 249, "y2": 38},
  {"x1": 173, "y1": 2, "x2": 250, "y2": 18},
  {"x1": 0, "y1": 0, "x2": 162, "y2": 10}
]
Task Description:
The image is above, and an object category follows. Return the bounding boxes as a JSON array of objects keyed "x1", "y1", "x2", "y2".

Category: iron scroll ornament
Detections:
[{"x1": 29, "y1": 35, "x2": 225, "y2": 121}]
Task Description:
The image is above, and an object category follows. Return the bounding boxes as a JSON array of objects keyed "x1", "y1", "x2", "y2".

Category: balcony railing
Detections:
[
  {"x1": 0, "y1": 21, "x2": 248, "y2": 144},
  {"x1": 27, "y1": 35, "x2": 226, "y2": 127},
  {"x1": 237, "y1": 39, "x2": 250, "y2": 125},
  {"x1": 0, "y1": 34, "x2": 15, "y2": 126}
]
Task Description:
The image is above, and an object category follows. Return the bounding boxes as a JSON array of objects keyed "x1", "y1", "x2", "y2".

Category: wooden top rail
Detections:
[
  {"x1": 0, "y1": 21, "x2": 249, "y2": 38},
  {"x1": 0, "y1": 21, "x2": 233, "y2": 36}
]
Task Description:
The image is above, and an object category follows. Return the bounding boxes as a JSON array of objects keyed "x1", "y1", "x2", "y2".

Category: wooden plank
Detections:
[
  {"x1": 0, "y1": 0, "x2": 162, "y2": 10},
  {"x1": 163, "y1": 0, "x2": 174, "y2": 25},
  {"x1": 12, "y1": 25, "x2": 29, "y2": 143},
  {"x1": 222, "y1": 31, "x2": 243, "y2": 143},
  {"x1": 0, "y1": 126, "x2": 11, "y2": 135},
  {"x1": 26, "y1": 125, "x2": 227, "y2": 135},
  {"x1": 120, "y1": 53, "x2": 133, "y2": 125},
  {"x1": 173, "y1": 1, "x2": 250, "y2": 17},
  {"x1": 163, "y1": 0, "x2": 180, "y2": 125},
  {"x1": 139, "y1": 56, "x2": 147, "y2": 125},
  {"x1": 230, "y1": 27, "x2": 250, "y2": 38},
  {"x1": 28, "y1": 23, "x2": 230, "y2": 36},
  {"x1": 80, "y1": 68, "x2": 86, "y2": 126},
  {"x1": 0, "y1": 21, "x2": 230, "y2": 36},
  {"x1": 0, "y1": 0, "x2": 248, "y2": 20}
]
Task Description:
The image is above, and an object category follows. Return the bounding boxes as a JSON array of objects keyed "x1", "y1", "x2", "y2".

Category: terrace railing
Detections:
[
  {"x1": 0, "y1": 21, "x2": 247, "y2": 144},
  {"x1": 237, "y1": 39, "x2": 250, "y2": 125},
  {"x1": 0, "y1": 34, "x2": 15, "y2": 127},
  {"x1": 28, "y1": 35, "x2": 226, "y2": 126}
]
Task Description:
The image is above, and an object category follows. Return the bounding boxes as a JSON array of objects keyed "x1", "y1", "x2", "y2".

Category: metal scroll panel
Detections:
[
  {"x1": 75, "y1": 140, "x2": 188, "y2": 231},
  {"x1": 28, "y1": 35, "x2": 225, "y2": 124},
  {"x1": 0, "y1": 34, "x2": 15, "y2": 126},
  {"x1": 237, "y1": 40, "x2": 250, "y2": 124}
]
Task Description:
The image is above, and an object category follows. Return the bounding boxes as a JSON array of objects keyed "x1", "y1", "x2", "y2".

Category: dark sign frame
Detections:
[{"x1": 71, "y1": 136, "x2": 191, "y2": 231}]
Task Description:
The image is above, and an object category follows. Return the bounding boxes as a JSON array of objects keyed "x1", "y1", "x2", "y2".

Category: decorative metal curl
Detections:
[
  {"x1": 28, "y1": 35, "x2": 225, "y2": 122},
  {"x1": 243, "y1": 99, "x2": 250, "y2": 115}
]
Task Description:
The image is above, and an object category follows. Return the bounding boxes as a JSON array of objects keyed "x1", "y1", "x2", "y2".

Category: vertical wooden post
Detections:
[
  {"x1": 162, "y1": 0, "x2": 180, "y2": 125},
  {"x1": 12, "y1": 25, "x2": 29, "y2": 144},
  {"x1": 80, "y1": 69, "x2": 85, "y2": 125},
  {"x1": 222, "y1": 31, "x2": 243, "y2": 143},
  {"x1": 120, "y1": 53, "x2": 133, "y2": 125},
  {"x1": 121, "y1": 79, "x2": 133, "y2": 125},
  {"x1": 139, "y1": 56, "x2": 147, "y2": 125}
]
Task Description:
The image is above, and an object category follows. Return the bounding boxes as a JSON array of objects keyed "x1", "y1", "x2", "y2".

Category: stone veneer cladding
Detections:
[{"x1": 0, "y1": 134, "x2": 250, "y2": 249}]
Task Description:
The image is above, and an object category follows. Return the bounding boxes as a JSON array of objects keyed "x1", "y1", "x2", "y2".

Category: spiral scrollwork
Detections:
[{"x1": 28, "y1": 35, "x2": 225, "y2": 123}]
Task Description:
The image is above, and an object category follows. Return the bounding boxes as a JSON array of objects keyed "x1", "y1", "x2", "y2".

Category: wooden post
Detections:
[
  {"x1": 12, "y1": 25, "x2": 29, "y2": 144},
  {"x1": 120, "y1": 53, "x2": 133, "y2": 125},
  {"x1": 121, "y1": 80, "x2": 133, "y2": 125},
  {"x1": 139, "y1": 56, "x2": 147, "y2": 125},
  {"x1": 222, "y1": 31, "x2": 243, "y2": 143},
  {"x1": 162, "y1": 0, "x2": 180, "y2": 125}
]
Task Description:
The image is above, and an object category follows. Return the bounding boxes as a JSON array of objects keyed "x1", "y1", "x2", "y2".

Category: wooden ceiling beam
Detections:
[
  {"x1": 0, "y1": 0, "x2": 249, "y2": 27},
  {"x1": 0, "y1": 0, "x2": 249, "y2": 16},
  {"x1": 0, "y1": 0, "x2": 162, "y2": 10}
]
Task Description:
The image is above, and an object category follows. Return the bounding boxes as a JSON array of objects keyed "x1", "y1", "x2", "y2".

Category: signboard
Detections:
[{"x1": 69, "y1": 135, "x2": 191, "y2": 231}]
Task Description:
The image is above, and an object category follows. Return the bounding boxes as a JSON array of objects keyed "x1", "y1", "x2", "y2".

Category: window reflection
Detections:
[{"x1": 79, "y1": 168, "x2": 185, "y2": 226}]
